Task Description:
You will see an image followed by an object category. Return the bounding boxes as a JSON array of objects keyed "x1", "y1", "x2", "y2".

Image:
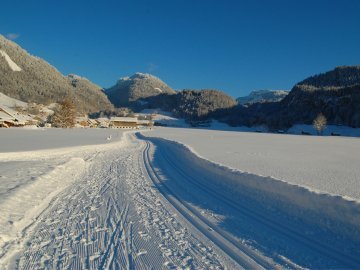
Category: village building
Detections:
[
  {"x1": 0, "y1": 106, "x2": 34, "y2": 128},
  {"x1": 75, "y1": 116, "x2": 99, "y2": 128},
  {"x1": 97, "y1": 118, "x2": 110, "y2": 128},
  {"x1": 109, "y1": 117, "x2": 139, "y2": 129}
]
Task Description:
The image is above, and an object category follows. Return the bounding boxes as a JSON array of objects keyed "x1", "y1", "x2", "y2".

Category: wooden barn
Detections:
[{"x1": 109, "y1": 117, "x2": 139, "y2": 129}]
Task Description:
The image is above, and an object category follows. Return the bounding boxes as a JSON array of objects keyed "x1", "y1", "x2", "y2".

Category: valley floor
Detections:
[{"x1": 0, "y1": 129, "x2": 359, "y2": 269}]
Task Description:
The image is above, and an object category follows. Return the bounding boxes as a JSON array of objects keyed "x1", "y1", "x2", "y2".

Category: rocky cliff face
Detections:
[{"x1": 0, "y1": 35, "x2": 113, "y2": 114}]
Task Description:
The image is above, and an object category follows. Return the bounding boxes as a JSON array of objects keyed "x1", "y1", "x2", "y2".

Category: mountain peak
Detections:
[
  {"x1": 237, "y1": 89, "x2": 288, "y2": 105},
  {"x1": 107, "y1": 72, "x2": 175, "y2": 107}
]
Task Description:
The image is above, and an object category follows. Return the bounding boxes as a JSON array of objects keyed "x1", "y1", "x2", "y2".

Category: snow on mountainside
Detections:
[
  {"x1": 237, "y1": 89, "x2": 288, "y2": 105},
  {"x1": 0, "y1": 34, "x2": 113, "y2": 114},
  {"x1": 0, "y1": 50, "x2": 22, "y2": 71}
]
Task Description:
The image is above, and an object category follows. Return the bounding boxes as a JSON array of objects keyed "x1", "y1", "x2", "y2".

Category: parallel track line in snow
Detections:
[
  {"x1": 142, "y1": 140, "x2": 270, "y2": 269},
  {"x1": 151, "y1": 136, "x2": 360, "y2": 269}
]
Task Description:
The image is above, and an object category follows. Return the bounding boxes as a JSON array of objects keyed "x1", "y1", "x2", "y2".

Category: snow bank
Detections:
[
  {"x1": 0, "y1": 130, "x2": 132, "y2": 267},
  {"x1": 140, "y1": 133, "x2": 360, "y2": 242},
  {"x1": 0, "y1": 157, "x2": 86, "y2": 266},
  {"x1": 0, "y1": 50, "x2": 22, "y2": 71}
]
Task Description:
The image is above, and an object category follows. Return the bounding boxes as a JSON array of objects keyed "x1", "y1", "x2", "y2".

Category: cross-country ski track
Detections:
[{"x1": 0, "y1": 131, "x2": 359, "y2": 269}]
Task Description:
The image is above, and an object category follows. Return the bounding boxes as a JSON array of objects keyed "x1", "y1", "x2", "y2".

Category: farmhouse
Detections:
[
  {"x1": 75, "y1": 116, "x2": 99, "y2": 128},
  {"x1": 109, "y1": 117, "x2": 153, "y2": 129},
  {"x1": 97, "y1": 118, "x2": 110, "y2": 128},
  {"x1": 109, "y1": 117, "x2": 139, "y2": 129}
]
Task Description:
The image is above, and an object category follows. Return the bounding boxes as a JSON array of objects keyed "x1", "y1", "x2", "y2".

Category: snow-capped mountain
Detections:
[
  {"x1": 236, "y1": 90, "x2": 288, "y2": 105},
  {"x1": 106, "y1": 72, "x2": 175, "y2": 107},
  {"x1": 0, "y1": 34, "x2": 113, "y2": 113}
]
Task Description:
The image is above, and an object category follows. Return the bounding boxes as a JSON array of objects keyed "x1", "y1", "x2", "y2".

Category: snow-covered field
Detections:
[
  {"x1": 0, "y1": 128, "x2": 123, "y2": 152},
  {"x1": 146, "y1": 127, "x2": 360, "y2": 200},
  {"x1": 0, "y1": 128, "x2": 359, "y2": 269}
]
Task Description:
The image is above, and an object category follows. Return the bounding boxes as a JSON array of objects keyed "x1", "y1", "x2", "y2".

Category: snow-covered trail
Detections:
[
  {"x1": 1, "y1": 131, "x2": 359, "y2": 269},
  {"x1": 0, "y1": 132, "x2": 238, "y2": 269},
  {"x1": 138, "y1": 133, "x2": 360, "y2": 269}
]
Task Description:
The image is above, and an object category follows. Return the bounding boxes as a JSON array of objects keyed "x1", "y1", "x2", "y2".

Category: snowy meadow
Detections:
[{"x1": 0, "y1": 127, "x2": 359, "y2": 269}]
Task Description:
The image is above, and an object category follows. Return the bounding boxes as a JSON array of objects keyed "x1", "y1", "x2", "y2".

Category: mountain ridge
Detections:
[
  {"x1": 106, "y1": 72, "x2": 176, "y2": 107},
  {"x1": 237, "y1": 90, "x2": 288, "y2": 105},
  {"x1": 0, "y1": 34, "x2": 113, "y2": 114}
]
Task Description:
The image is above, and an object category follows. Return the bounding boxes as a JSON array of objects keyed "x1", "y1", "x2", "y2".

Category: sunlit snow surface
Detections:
[
  {"x1": 146, "y1": 127, "x2": 360, "y2": 200},
  {"x1": 0, "y1": 127, "x2": 359, "y2": 269}
]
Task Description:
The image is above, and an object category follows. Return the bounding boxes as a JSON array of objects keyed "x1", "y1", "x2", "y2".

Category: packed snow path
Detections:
[{"x1": 0, "y1": 131, "x2": 359, "y2": 269}]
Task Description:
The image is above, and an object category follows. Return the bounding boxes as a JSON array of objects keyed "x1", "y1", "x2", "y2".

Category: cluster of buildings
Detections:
[
  {"x1": 1, "y1": 103, "x2": 154, "y2": 129},
  {"x1": 75, "y1": 116, "x2": 153, "y2": 129},
  {"x1": 0, "y1": 106, "x2": 37, "y2": 128}
]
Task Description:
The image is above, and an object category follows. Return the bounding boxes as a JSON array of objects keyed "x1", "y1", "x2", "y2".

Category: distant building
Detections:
[
  {"x1": 109, "y1": 117, "x2": 153, "y2": 129},
  {"x1": 0, "y1": 106, "x2": 34, "y2": 127},
  {"x1": 109, "y1": 117, "x2": 139, "y2": 129}
]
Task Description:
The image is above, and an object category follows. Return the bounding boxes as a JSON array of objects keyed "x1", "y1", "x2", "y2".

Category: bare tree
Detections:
[
  {"x1": 51, "y1": 97, "x2": 76, "y2": 128},
  {"x1": 313, "y1": 113, "x2": 327, "y2": 135}
]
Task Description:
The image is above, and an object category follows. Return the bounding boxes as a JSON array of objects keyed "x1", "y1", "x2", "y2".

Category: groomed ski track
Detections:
[{"x1": 1, "y1": 131, "x2": 359, "y2": 269}]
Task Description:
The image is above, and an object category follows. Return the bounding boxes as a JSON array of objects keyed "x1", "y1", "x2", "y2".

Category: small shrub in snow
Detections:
[{"x1": 313, "y1": 113, "x2": 327, "y2": 135}]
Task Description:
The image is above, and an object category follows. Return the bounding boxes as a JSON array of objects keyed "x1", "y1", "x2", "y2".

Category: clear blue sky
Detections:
[{"x1": 1, "y1": 0, "x2": 360, "y2": 97}]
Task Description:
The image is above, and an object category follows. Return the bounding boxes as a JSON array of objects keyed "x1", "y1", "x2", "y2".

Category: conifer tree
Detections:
[{"x1": 51, "y1": 97, "x2": 76, "y2": 128}]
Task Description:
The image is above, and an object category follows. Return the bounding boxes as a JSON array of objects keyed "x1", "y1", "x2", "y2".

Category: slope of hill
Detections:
[
  {"x1": 106, "y1": 72, "x2": 176, "y2": 107},
  {"x1": 173, "y1": 89, "x2": 237, "y2": 120},
  {"x1": 0, "y1": 35, "x2": 113, "y2": 114},
  {"x1": 237, "y1": 90, "x2": 288, "y2": 105},
  {"x1": 66, "y1": 74, "x2": 113, "y2": 113},
  {"x1": 226, "y1": 66, "x2": 360, "y2": 129},
  {"x1": 281, "y1": 66, "x2": 360, "y2": 127}
]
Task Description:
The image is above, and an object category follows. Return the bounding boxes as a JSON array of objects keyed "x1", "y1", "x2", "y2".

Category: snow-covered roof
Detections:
[
  {"x1": 0, "y1": 105, "x2": 33, "y2": 124},
  {"x1": 0, "y1": 92, "x2": 27, "y2": 108},
  {"x1": 110, "y1": 117, "x2": 138, "y2": 122},
  {"x1": 137, "y1": 120, "x2": 151, "y2": 124},
  {"x1": 97, "y1": 117, "x2": 110, "y2": 122},
  {"x1": 0, "y1": 109, "x2": 15, "y2": 120}
]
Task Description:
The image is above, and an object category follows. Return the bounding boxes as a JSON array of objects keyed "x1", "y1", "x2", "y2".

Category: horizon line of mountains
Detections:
[{"x1": 1, "y1": 34, "x2": 359, "y2": 129}]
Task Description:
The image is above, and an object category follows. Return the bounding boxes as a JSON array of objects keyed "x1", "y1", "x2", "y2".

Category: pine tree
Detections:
[{"x1": 51, "y1": 97, "x2": 76, "y2": 128}]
